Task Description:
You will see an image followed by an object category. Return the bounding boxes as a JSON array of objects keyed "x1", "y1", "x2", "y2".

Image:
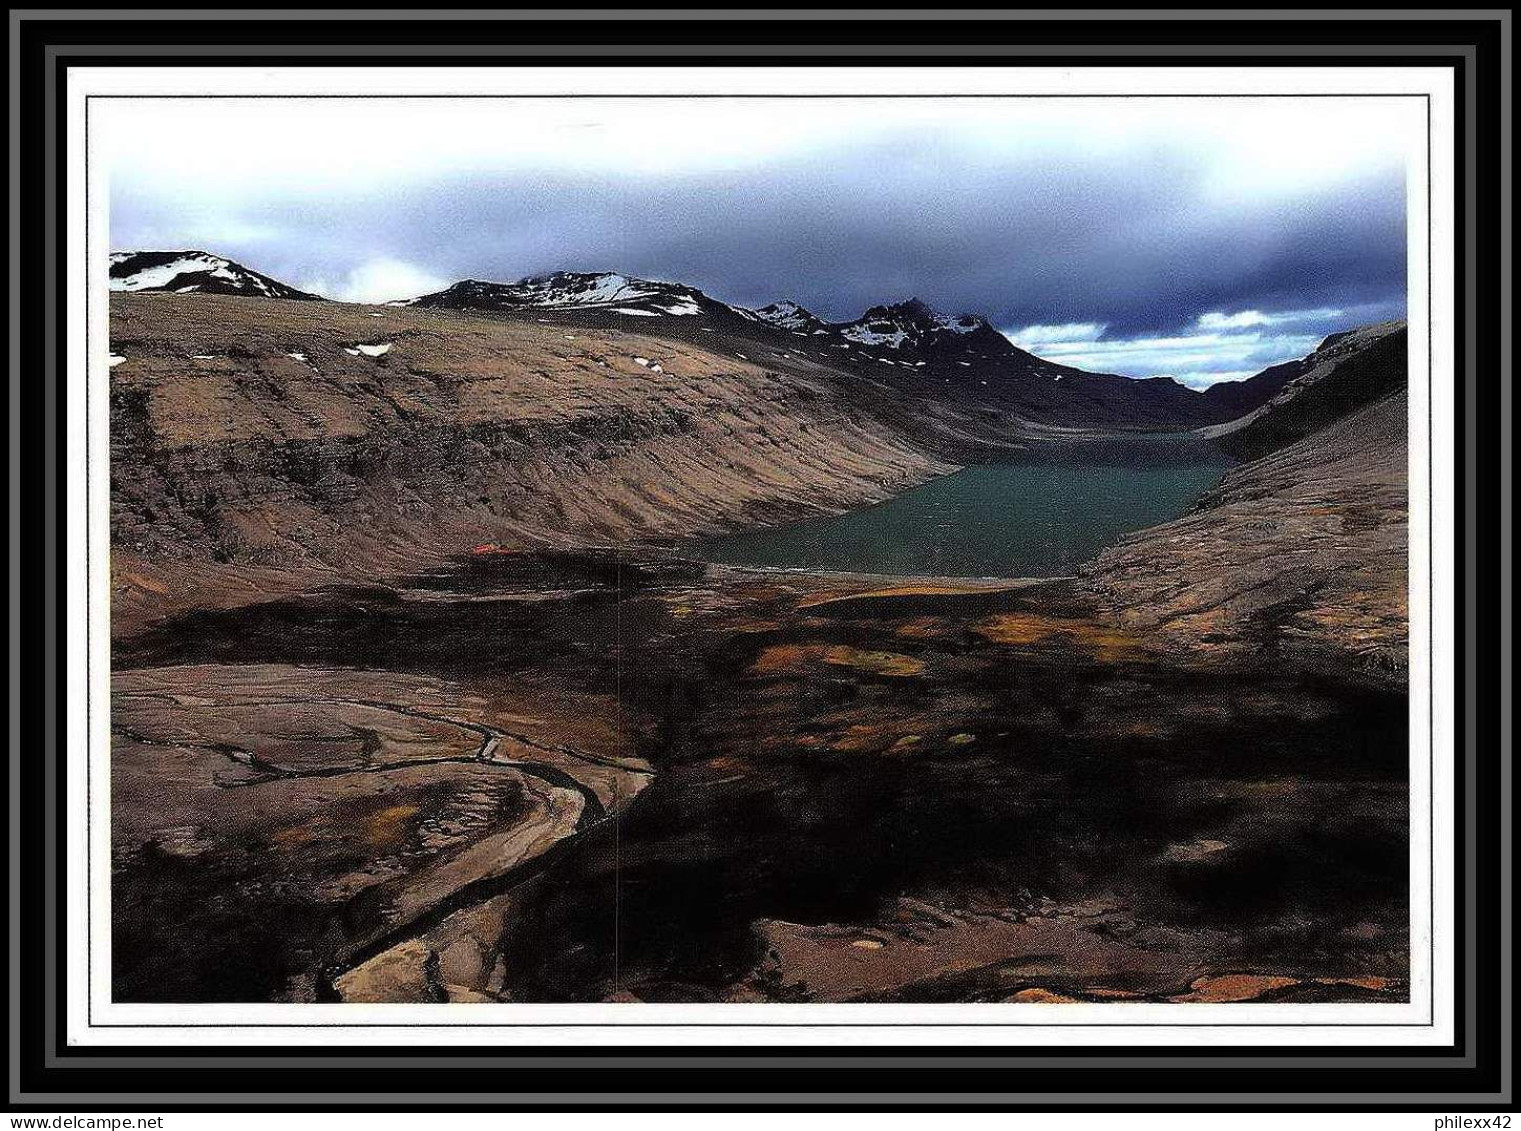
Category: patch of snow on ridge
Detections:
[
  {"x1": 354, "y1": 343, "x2": 392, "y2": 357},
  {"x1": 754, "y1": 300, "x2": 818, "y2": 331},
  {"x1": 842, "y1": 323, "x2": 909, "y2": 349},
  {"x1": 614, "y1": 307, "x2": 658, "y2": 317},
  {"x1": 511, "y1": 272, "x2": 659, "y2": 308},
  {"x1": 659, "y1": 302, "x2": 702, "y2": 316},
  {"x1": 108, "y1": 354, "x2": 126, "y2": 367},
  {"x1": 110, "y1": 252, "x2": 246, "y2": 293},
  {"x1": 938, "y1": 312, "x2": 983, "y2": 335}
]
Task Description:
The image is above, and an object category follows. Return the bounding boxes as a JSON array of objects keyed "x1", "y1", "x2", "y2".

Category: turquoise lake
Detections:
[{"x1": 687, "y1": 436, "x2": 1233, "y2": 578}]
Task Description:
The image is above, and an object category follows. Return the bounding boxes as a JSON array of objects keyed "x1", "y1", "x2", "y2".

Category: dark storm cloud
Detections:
[
  {"x1": 112, "y1": 131, "x2": 1406, "y2": 328},
  {"x1": 109, "y1": 115, "x2": 1407, "y2": 382}
]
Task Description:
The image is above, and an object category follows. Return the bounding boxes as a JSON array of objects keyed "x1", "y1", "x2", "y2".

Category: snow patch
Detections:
[
  {"x1": 614, "y1": 307, "x2": 658, "y2": 317},
  {"x1": 843, "y1": 324, "x2": 909, "y2": 349},
  {"x1": 110, "y1": 252, "x2": 266, "y2": 294},
  {"x1": 354, "y1": 342, "x2": 392, "y2": 357},
  {"x1": 108, "y1": 353, "x2": 126, "y2": 367}
]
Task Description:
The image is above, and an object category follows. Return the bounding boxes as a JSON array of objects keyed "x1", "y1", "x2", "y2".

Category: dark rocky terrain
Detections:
[{"x1": 106, "y1": 266, "x2": 1410, "y2": 1006}]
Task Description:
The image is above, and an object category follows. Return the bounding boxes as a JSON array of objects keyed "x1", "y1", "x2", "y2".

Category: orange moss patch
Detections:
[
  {"x1": 749, "y1": 643, "x2": 925, "y2": 678},
  {"x1": 1172, "y1": 973, "x2": 1298, "y2": 1003},
  {"x1": 974, "y1": 613, "x2": 1145, "y2": 661},
  {"x1": 1007, "y1": 987, "x2": 1082, "y2": 1003},
  {"x1": 268, "y1": 825, "x2": 314, "y2": 850},
  {"x1": 364, "y1": 804, "x2": 420, "y2": 848},
  {"x1": 823, "y1": 646, "x2": 925, "y2": 677},
  {"x1": 749, "y1": 643, "x2": 817, "y2": 675},
  {"x1": 1316, "y1": 975, "x2": 1392, "y2": 992},
  {"x1": 894, "y1": 616, "x2": 951, "y2": 640}
]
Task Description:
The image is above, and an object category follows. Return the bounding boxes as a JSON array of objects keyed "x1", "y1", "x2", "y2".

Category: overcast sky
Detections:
[{"x1": 102, "y1": 96, "x2": 1412, "y2": 387}]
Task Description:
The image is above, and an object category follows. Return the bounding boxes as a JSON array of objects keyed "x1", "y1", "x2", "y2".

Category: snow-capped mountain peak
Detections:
[
  {"x1": 108, "y1": 251, "x2": 320, "y2": 300},
  {"x1": 753, "y1": 300, "x2": 826, "y2": 333},
  {"x1": 410, "y1": 271, "x2": 713, "y2": 318},
  {"x1": 839, "y1": 299, "x2": 996, "y2": 351}
]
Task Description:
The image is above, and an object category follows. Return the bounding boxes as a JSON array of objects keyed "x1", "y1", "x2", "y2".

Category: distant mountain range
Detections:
[
  {"x1": 399, "y1": 270, "x2": 1298, "y2": 427},
  {"x1": 107, "y1": 252, "x2": 1394, "y2": 431}
]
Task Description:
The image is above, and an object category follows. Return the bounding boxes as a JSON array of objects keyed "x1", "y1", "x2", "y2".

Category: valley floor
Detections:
[{"x1": 111, "y1": 550, "x2": 1408, "y2": 1005}]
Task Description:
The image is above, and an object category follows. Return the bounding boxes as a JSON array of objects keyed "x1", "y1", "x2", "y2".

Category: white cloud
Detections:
[
  {"x1": 1197, "y1": 306, "x2": 1344, "y2": 331},
  {"x1": 1011, "y1": 325, "x2": 1331, "y2": 387},
  {"x1": 1001, "y1": 302, "x2": 1375, "y2": 386},
  {"x1": 1005, "y1": 321, "x2": 1107, "y2": 347},
  {"x1": 1197, "y1": 310, "x2": 1273, "y2": 330},
  {"x1": 307, "y1": 258, "x2": 448, "y2": 303}
]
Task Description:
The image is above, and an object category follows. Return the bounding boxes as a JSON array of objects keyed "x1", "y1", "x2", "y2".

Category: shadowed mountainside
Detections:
[{"x1": 1202, "y1": 321, "x2": 1407, "y2": 462}]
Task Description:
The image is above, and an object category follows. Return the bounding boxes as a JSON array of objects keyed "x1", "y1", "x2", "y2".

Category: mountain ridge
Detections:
[
  {"x1": 107, "y1": 252, "x2": 1398, "y2": 432},
  {"x1": 109, "y1": 250, "x2": 322, "y2": 301}
]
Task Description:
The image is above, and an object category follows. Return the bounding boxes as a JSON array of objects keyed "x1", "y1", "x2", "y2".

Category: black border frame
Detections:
[{"x1": 11, "y1": 11, "x2": 1507, "y2": 1108}]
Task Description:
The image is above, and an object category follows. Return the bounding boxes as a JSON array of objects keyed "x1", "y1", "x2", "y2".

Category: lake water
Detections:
[{"x1": 688, "y1": 436, "x2": 1233, "y2": 578}]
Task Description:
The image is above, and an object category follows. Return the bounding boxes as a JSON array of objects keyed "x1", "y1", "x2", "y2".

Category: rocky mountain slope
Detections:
[
  {"x1": 407, "y1": 270, "x2": 1278, "y2": 430},
  {"x1": 109, "y1": 250, "x2": 322, "y2": 300},
  {"x1": 106, "y1": 292, "x2": 954, "y2": 633},
  {"x1": 1086, "y1": 324, "x2": 1408, "y2": 683},
  {"x1": 1202, "y1": 321, "x2": 1408, "y2": 461}
]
